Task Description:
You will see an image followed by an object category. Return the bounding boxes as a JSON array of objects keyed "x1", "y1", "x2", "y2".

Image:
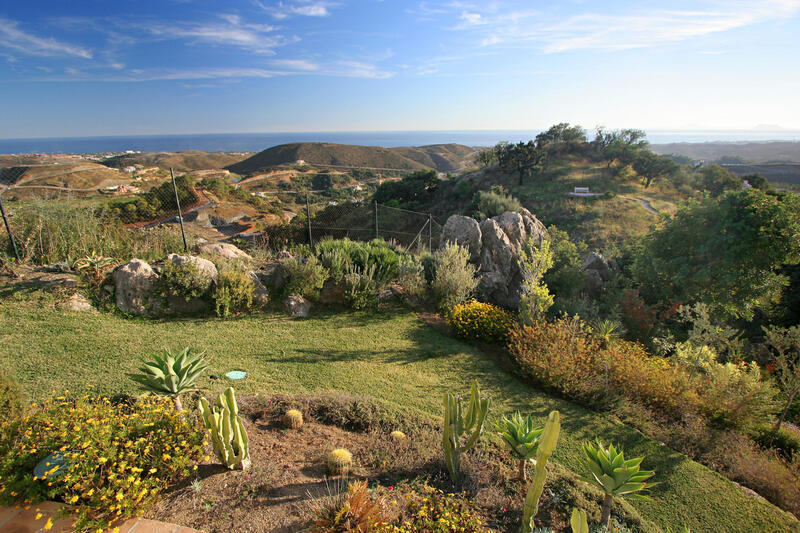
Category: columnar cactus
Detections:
[
  {"x1": 199, "y1": 387, "x2": 251, "y2": 471},
  {"x1": 327, "y1": 448, "x2": 352, "y2": 475},
  {"x1": 283, "y1": 409, "x2": 303, "y2": 429},
  {"x1": 442, "y1": 380, "x2": 490, "y2": 485},
  {"x1": 570, "y1": 508, "x2": 589, "y2": 533},
  {"x1": 521, "y1": 410, "x2": 561, "y2": 533}
]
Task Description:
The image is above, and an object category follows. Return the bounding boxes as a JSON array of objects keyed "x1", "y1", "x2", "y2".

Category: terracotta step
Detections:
[{"x1": 0, "y1": 503, "x2": 203, "y2": 533}]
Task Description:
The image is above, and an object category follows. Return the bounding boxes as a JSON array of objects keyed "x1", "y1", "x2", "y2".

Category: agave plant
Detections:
[
  {"x1": 496, "y1": 412, "x2": 545, "y2": 481},
  {"x1": 581, "y1": 439, "x2": 657, "y2": 529},
  {"x1": 73, "y1": 251, "x2": 117, "y2": 282},
  {"x1": 130, "y1": 347, "x2": 208, "y2": 412}
]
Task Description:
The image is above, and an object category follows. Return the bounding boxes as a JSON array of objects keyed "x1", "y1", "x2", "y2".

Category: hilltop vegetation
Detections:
[
  {"x1": 226, "y1": 142, "x2": 475, "y2": 175},
  {"x1": 101, "y1": 150, "x2": 250, "y2": 172}
]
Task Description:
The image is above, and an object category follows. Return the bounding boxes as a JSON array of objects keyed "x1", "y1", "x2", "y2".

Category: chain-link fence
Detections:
[{"x1": 1, "y1": 166, "x2": 443, "y2": 266}]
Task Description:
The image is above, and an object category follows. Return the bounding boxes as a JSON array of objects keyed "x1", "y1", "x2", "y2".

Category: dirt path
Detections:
[{"x1": 621, "y1": 195, "x2": 660, "y2": 215}]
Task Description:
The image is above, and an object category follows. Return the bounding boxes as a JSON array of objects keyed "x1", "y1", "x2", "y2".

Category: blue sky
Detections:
[{"x1": 1, "y1": 0, "x2": 799, "y2": 138}]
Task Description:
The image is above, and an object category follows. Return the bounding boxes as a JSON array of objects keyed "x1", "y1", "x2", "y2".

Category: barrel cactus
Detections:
[
  {"x1": 283, "y1": 409, "x2": 304, "y2": 429},
  {"x1": 327, "y1": 448, "x2": 352, "y2": 475}
]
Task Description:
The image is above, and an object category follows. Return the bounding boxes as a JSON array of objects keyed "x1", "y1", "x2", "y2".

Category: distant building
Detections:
[{"x1": 122, "y1": 166, "x2": 137, "y2": 173}]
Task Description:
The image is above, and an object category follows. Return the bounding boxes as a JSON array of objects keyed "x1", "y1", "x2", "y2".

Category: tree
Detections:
[
  {"x1": 742, "y1": 172, "x2": 770, "y2": 191},
  {"x1": 535, "y1": 123, "x2": 587, "y2": 156},
  {"x1": 763, "y1": 325, "x2": 800, "y2": 431},
  {"x1": 697, "y1": 164, "x2": 743, "y2": 196},
  {"x1": 372, "y1": 169, "x2": 437, "y2": 208},
  {"x1": 632, "y1": 150, "x2": 678, "y2": 188},
  {"x1": 596, "y1": 128, "x2": 648, "y2": 168},
  {"x1": 474, "y1": 147, "x2": 498, "y2": 167},
  {"x1": 633, "y1": 189, "x2": 800, "y2": 319},
  {"x1": 497, "y1": 141, "x2": 546, "y2": 185}
]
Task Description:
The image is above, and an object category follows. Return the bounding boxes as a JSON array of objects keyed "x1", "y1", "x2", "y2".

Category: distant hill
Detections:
[
  {"x1": 226, "y1": 142, "x2": 476, "y2": 175},
  {"x1": 720, "y1": 163, "x2": 800, "y2": 185},
  {"x1": 102, "y1": 151, "x2": 250, "y2": 173},
  {"x1": 651, "y1": 141, "x2": 800, "y2": 163},
  {"x1": 0, "y1": 162, "x2": 126, "y2": 189}
]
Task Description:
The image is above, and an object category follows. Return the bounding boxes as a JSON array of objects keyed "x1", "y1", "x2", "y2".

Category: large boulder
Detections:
[
  {"x1": 196, "y1": 242, "x2": 252, "y2": 260},
  {"x1": 256, "y1": 262, "x2": 285, "y2": 293},
  {"x1": 249, "y1": 272, "x2": 270, "y2": 307},
  {"x1": 583, "y1": 252, "x2": 612, "y2": 282},
  {"x1": 113, "y1": 259, "x2": 159, "y2": 315},
  {"x1": 319, "y1": 278, "x2": 345, "y2": 305},
  {"x1": 165, "y1": 254, "x2": 218, "y2": 285},
  {"x1": 441, "y1": 215, "x2": 482, "y2": 263},
  {"x1": 284, "y1": 294, "x2": 311, "y2": 318}
]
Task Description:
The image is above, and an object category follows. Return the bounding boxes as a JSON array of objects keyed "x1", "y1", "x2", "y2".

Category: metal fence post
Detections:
[
  {"x1": 374, "y1": 201, "x2": 379, "y2": 239},
  {"x1": 0, "y1": 193, "x2": 21, "y2": 262},
  {"x1": 306, "y1": 193, "x2": 313, "y2": 247},
  {"x1": 170, "y1": 168, "x2": 189, "y2": 252}
]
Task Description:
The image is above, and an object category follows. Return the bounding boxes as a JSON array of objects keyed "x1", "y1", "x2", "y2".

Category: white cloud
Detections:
[
  {"x1": 443, "y1": 0, "x2": 800, "y2": 53},
  {"x1": 254, "y1": 1, "x2": 339, "y2": 19},
  {"x1": 0, "y1": 17, "x2": 92, "y2": 59},
  {"x1": 270, "y1": 58, "x2": 319, "y2": 70}
]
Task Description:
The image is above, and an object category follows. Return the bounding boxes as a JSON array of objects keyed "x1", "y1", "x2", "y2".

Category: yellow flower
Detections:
[
  {"x1": 35, "y1": 512, "x2": 42, "y2": 520},
  {"x1": 44, "y1": 517, "x2": 54, "y2": 530}
]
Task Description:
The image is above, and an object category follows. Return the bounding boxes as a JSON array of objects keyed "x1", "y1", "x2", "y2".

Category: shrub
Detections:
[
  {"x1": 431, "y1": 243, "x2": 477, "y2": 312},
  {"x1": 0, "y1": 370, "x2": 23, "y2": 424},
  {"x1": 318, "y1": 247, "x2": 351, "y2": 283},
  {"x1": 383, "y1": 484, "x2": 488, "y2": 532},
  {"x1": 344, "y1": 264, "x2": 379, "y2": 310},
  {"x1": 315, "y1": 238, "x2": 400, "y2": 285},
  {"x1": 396, "y1": 255, "x2": 426, "y2": 296},
  {"x1": 159, "y1": 259, "x2": 214, "y2": 301},
  {"x1": 308, "y1": 479, "x2": 387, "y2": 533},
  {"x1": 518, "y1": 238, "x2": 554, "y2": 325},
  {"x1": 0, "y1": 394, "x2": 204, "y2": 531},
  {"x1": 447, "y1": 300, "x2": 514, "y2": 343},
  {"x1": 702, "y1": 361, "x2": 778, "y2": 432},
  {"x1": 754, "y1": 424, "x2": 800, "y2": 459},
  {"x1": 472, "y1": 186, "x2": 522, "y2": 219},
  {"x1": 420, "y1": 252, "x2": 436, "y2": 285},
  {"x1": 213, "y1": 269, "x2": 255, "y2": 317},
  {"x1": 282, "y1": 255, "x2": 328, "y2": 299}
]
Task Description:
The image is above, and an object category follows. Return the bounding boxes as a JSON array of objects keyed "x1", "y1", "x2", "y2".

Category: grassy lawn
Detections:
[{"x1": 1, "y1": 289, "x2": 797, "y2": 533}]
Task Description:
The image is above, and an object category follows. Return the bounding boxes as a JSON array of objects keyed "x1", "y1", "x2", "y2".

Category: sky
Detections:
[{"x1": 1, "y1": 0, "x2": 799, "y2": 138}]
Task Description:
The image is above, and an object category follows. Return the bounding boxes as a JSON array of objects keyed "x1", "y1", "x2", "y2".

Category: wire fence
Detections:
[{"x1": 0, "y1": 166, "x2": 443, "y2": 264}]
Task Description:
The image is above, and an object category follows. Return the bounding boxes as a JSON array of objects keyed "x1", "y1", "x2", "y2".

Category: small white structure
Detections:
[
  {"x1": 574, "y1": 187, "x2": 590, "y2": 194},
  {"x1": 568, "y1": 186, "x2": 603, "y2": 197}
]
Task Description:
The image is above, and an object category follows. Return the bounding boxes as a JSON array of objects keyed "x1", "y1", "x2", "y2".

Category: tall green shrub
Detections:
[
  {"x1": 282, "y1": 255, "x2": 328, "y2": 299},
  {"x1": 432, "y1": 243, "x2": 477, "y2": 312}
]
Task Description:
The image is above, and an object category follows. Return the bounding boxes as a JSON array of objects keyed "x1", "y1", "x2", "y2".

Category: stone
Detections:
[
  {"x1": 519, "y1": 208, "x2": 548, "y2": 245},
  {"x1": 165, "y1": 253, "x2": 218, "y2": 285},
  {"x1": 276, "y1": 250, "x2": 293, "y2": 260},
  {"x1": 58, "y1": 293, "x2": 94, "y2": 313},
  {"x1": 196, "y1": 242, "x2": 252, "y2": 260},
  {"x1": 492, "y1": 211, "x2": 528, "y2": 252},
  {"x1": 113, "y1": 259, "x2": 159, "y2": 315},
  {"x1": 378, "y1": 287, "x2": 396, "y2": 303},
  {"x1": 284, "y1": 294, "x2": 311, "y2": 317},
  {"x1": 319, "y1": 278, "x2": 345, "y2": 305},
  {"x1": 249, "y1": 271, "x2": 270, "y2": 307},
  {"x1": 257, "y1": 262, "x2": 285, "y2": 292},
  {"x1": 479, "y1": 218, "x2": 516, "y2": 278},
  {"x1": 583, "y1": 252, "x2": 612, "y2": 282},
  {"x1": 440, "y1": 215, "x2": 482, "y2": 263},
  {"x1": 24, "y1": 272, "x2": 78, "y2": 289},
  {"x1": 38, "y1": 262, "x2": 71, "y2": 273}
]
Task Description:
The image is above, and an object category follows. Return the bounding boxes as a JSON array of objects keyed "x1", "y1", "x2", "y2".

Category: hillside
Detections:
[
  {"x1": 0, "y1": 162, "x2": 127, "y2": 190},
  {"x1": 102, "y1": 150, "x2": 250, "y2": 172},
  {"x1": 652, "y1": 140, "x2": 800, "y2": 163},
  {"x1": 226, "y1": 142, "x2": 476, "y2": 175},
  {"x1": 721, "y1": 163, "x2": 800, "y2": 185}
]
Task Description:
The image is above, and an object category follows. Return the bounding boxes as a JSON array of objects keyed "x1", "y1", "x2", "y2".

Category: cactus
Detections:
[
  {"x1": 283, "y1": 409, "x2": 303, "y2": 429},
  {"x1": 570, "y1": 508, "x2": 589, "y2": 533},
  {"x1": 327, "y1": 448, "x2": 352, "y2": 475},
  {"x1": 198, "y1": 387, "x2": 251, "y2": 471},
  {"x1": 442, "y1": 380, "x2": 490, "y2": 485},
  {"x1": 521, "y1": 410, "x2": 560, "y2": 533},
  {"x1": 390, "y1": 430, "x2": 407, "y2": 441}
]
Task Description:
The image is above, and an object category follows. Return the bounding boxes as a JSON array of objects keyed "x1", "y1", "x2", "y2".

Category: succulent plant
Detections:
[
  {"x1": 570, "y1": 508, "x2": 589, "y2": 533},
  {"x1": 327, "y1": 448, "x2": 352, "y2": 475},
  {"x1": 443, "y1": 380, "x2": 490, "y2": 485},
  {"x1": 496, "y1": 412, "x2": 545, "y2": 480},
  {"x1": 283, "y1": 409, "x2": 303, "y2": 429},
  {"x1": 389, "y1": 430, "x2": 407, "y2": 441},
  {"x1": 129, "y1": 347, "x2": 208, "y2": 412},
  {"x1": 521, "y1": 410, "x2": 561, "y2": 533},
  {"x1": 199, "y1": 387, "x2": 250, "y2": 471}
]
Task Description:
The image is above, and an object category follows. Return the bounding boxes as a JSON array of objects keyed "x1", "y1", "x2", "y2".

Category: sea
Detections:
[{"x1": 1, "y1": 130, "x2": 800, "y2": 155}]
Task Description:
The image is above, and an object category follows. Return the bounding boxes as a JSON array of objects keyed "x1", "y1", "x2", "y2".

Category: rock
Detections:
[
  {"x1": 257, "y1": 263, "x2": 285, "y2": 292},
  {"x1": 378, "y1": 287, "x2": 396, "y2": 303},
  {"x1": 165, "y1": 253, "x2": 218, "y2": 285},
  {"x1": 479, "y1": 218, "x2": 516, "y2": 278},
  {"x1": 249, "y1": 271, "x2": 270, "y2": 307},
  {"x1": 284, "y1": 294, "x2": 311, "y2": 317},
  {"x1": 519, "y1": 208, "x2": 548, "y2": 245},
  {"x1": 583, "y1": 252, "x2": 612, "y2": 282},
  {"x1": 196, "y1": 242, "x2": 252, "y2": 260},
  {"x1": 113, "y1": 259, "x2": 159, "y2": 315},
  {"x1": 38, "y1": 262, "x2": 71, "y2": 273},
  {"x1": 319, "y1": 278, "x2": 345, "y2": 305},
  {"x1": 24, "y1": 272, "x2": 78, "y2": 289},
  {"x1": 440, "y1": 215, "x2": 482, "y2": 263},
  {"x1": 492, "y1": 211, "x2": 528, "y2": 252},
  {"x1": 58, "y1": 293, "x2": 95, "y2": 313}
]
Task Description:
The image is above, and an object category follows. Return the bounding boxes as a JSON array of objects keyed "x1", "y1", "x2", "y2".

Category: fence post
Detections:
[
  {"x1": 428, "y1": 213, "x2": 433, "y2": 252},
  {"x1": 170, "y1": 168, "x2": 189, "y2": 253},
  {"x1": 306, "y1": 193, "x2": 313, "y2": 247},
  {"x1": 374, "y1": 201, "x2": 379, "y2": 239},
  {"x1": 0, "y1": 193, "x2": 21, "y2": 262}
]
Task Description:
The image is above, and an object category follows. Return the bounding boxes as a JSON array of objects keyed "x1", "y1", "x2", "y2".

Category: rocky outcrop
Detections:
[
  {"x1": 165, "y1": 254, "x2": 218, "y2": 285},
  {"x1": 582, "y1": 252, "x2": 616, "y2": 295},
  {"x1": 441, "y1": 215, "x2": 482, "y2": 262},
  {"x1": 196, "y1": 242, "x2": 252, "y2": 260},
  {"x1": 249, "y1": 272, "x2": 270, "y2": 307},
  {"x1": 441, "y1": 209, "x2": 549, "y2": 309},
  {"x1": 58, "y1": 292, "x2": 95, "y2": 313},
  {"x1": 256, "y1": 263, "x2": 285, "y2": 293},
  {"x1": 284, "y1": 294, "x2": 311, "y2": 318},
  {"x1": 113, "y1": 259, "x2": 160, "y2": 315}
]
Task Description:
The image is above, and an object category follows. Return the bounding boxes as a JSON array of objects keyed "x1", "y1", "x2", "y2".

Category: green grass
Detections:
[{"x1": 1, "y1": 290, "x2": 797, "y2": 533}]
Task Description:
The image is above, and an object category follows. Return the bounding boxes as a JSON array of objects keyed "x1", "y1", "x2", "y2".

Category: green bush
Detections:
[
  {"x1": 0, "y1": 394, "x2": 204, "y2": 531},
  {"x1": 0, "y1": 370, "x2": 23, "y2": 424},
  {"x1": 343, "y1": 264, "x2": 379, "y2": 310},
  {"x1": 109, "y1": 175, "x2": 198, "y2": 223},
  {"x1": 386, "y1": 483, "x2": 489, "y2": 532},
  {"x1": 158, "y1": 258, "x2": 214, "y2": 301},
  {"x1": 282, "y1": 255, "x2": 328, "y2": 299},
  {"x1": 472, "y1": 185, "x2": 522, "y2": 219},
  {"x1": 431, "y1": 243, "x2": 477, "y2": 312},
  {"x1": 213, "y1": 269, "x2": 255, "y2": 317},
  {"x1": 318, "y1": 247, "x2": 352, "y2": 282},
  {"x1": 314, "y1": 238, "x2": 400, "y2": 285},
  {"x1": 396, "y1": 255, "x2": 426, "y2": 296},
  {"x1": 754, "y1": 425, "x2": 800, "y2": 459},
  {"x1": 702, "y1": 361, "x2": 778, "y2": 432},
  {"x1": 420, "y1": 252, "x2": 436, "y2": 285}
]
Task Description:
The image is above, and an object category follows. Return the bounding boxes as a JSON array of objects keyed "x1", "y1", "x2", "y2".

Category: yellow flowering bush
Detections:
[
  {"x1": 381, "y1": 484, "x2": 489, "y2": 532},
  {"x1": 447, "y1": 300, "x2": 514, "y2": 343},
  {"x1": 0, "y1": 393, "x2": 204, "y2": 531}
]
